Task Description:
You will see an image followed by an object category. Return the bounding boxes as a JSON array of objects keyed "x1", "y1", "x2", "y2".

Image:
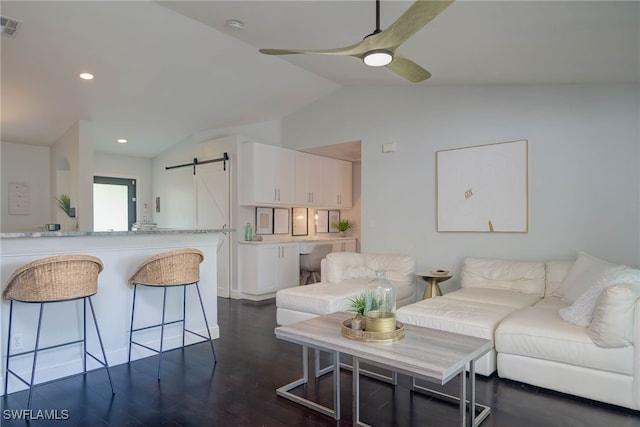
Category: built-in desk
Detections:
[
  {"x1": 237, "y1": 237, "x2": 357, "y2": 300},
  {"x1": 0, "y1": 229, "x2": 223, "y2": 394}
]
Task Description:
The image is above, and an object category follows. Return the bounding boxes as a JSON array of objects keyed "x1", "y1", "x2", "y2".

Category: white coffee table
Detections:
[{"x1": 275, "y1": 312, "x2": 491, "y2": 426}]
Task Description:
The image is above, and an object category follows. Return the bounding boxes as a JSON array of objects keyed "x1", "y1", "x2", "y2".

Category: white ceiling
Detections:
[{"x1": 1, "y1": 1, "x2": 638, "y2": 159}]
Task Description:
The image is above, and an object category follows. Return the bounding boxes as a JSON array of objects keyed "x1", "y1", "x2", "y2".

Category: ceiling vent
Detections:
[{"x1": 1, "y1": 16, "x2": 21, "y2": 37}]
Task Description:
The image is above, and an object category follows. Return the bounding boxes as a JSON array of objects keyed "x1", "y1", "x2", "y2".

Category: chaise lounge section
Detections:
[
  {"x1": 395, "y1": 257, "x2": 546, "y2": 376},
  {"x1": 276, "y1": 252, "x2": 416, "y2": 326}
]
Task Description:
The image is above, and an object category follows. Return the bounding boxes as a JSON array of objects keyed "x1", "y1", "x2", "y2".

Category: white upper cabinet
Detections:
[
  {"x1": 294, "y1": 151, "x2": 324, "y2": 206},
  {"x1": 322, "y1": 157, "x2": 352, "y2": 208},
  {"x1": 239, "y1": 141, "x2": 352, "y2": 208},
  {"x1": 239, "y1": 142, "x2": 295, "y2": 206}
]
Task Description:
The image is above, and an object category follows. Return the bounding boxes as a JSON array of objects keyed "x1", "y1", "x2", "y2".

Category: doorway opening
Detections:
[{"x1": 93, "y1": 176, "x2": 136, "y2": 231}]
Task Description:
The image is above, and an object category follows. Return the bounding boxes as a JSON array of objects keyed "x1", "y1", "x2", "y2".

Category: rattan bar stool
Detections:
[
  {"x1": 2, "y1": 254, "x2": 115, "y2": 408},
  {"x1": 128, "y1": 248, "x2": 216, "y2": 379}
]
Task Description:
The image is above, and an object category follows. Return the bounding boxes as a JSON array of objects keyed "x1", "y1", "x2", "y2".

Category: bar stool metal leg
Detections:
[
  {"x1": 182, "y1": 285, "x2": 187, "y2": 348},
  {"x1": 128, "y1": 284, "x2": 138, "y2": 363},
  {"x1": 194, "y1": 282, "x2": 217, "y2": 363},
  {"x1": 158, "y1": 286, "x2": 168, "y2": 380},
  {"x1": 87, "y1": 297, "x2": 115, "y2": 394},
  {"x1": 4, "y1": 300, "x2": 14, "y2": 395},
  {"x1": 83, "y1": 298, "x2": 88, "y2": 374},
  {"x1": 27, "y1": 303, "x2": 45, "y2": 409}
]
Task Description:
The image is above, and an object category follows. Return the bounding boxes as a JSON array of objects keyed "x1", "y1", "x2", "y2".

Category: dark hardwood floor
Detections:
[{"x1": 2, "y1": 298, "x2": 639, "y2": 426}]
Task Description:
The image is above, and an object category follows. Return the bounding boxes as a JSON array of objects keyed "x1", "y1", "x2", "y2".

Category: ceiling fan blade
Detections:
[
  {"x1": 372, "y1": 0, "x2": 454, "y2": 50},
  {"x1": 385, "y1": 53, "x2": 431, "y2": 82},
  {"x1": 260, "y1": 38, "x2": 373, "y2": 57}
]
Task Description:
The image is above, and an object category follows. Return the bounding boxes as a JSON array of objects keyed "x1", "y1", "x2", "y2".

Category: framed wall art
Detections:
[
  {"x1": 436, "y1": 140, "x2": 528, "y2": 233},
  {"x1": 316, "y1": 209, "x2": 329, "y2": 233},
  {"x1": 273, "y1": 208, "x2": 289, "y2": 234},
  {"x1": 292, "y1": 207, "x2": 308, "y2": 236},
  {"x1": 329, "y1": 210, "x2": 340, "y2": 233},
  {"x1": 255, "y1": 207, "x2": 273, "y2": 235}
]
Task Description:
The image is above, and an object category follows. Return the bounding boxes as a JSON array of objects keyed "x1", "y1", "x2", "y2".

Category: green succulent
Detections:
[
  {"x1": 348, "y1": 290, "x2": 383, "y2": 318},
  {"x1": 347, "y1": 293, "x2": 367, "y2": 319}
]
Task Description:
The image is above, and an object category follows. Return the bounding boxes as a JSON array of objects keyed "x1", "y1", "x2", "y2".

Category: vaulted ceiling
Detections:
[{"x1": 1, "y1": 1, "x2": 638, "y2": 158}]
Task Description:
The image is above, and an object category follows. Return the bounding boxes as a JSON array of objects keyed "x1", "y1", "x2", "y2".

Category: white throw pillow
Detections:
[
  {"x1": 554, "y1": 252, "x2": 626, "y2": 304},
  {"x1": 559, "y1": 269, "x2": 633, "y2": 327},
  {"x1": 588, "y1": 279, "x2": 640, "y2": 348}
]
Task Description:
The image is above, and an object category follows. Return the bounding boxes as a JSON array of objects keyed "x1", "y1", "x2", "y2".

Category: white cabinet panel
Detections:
[
  {"x1": 331, "y1": 238, "x2": 357, "y2": 253},
  {"x1": 294, "y1": 151, "x2": 324, "y2": 206},
  {"x1": 239, "y1": 142, "x2": 294, "y2": 206},
  {"x1": 239, "y1": 243, "x2": 299, "y2": 295},
  {"x1": 322, "y1": 157, "x2": 352, "y2": 208}
]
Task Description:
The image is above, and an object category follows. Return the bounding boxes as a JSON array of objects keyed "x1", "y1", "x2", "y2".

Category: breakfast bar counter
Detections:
[{"x1": 0, "y1": 229, "x2": 223, "y2": 394}]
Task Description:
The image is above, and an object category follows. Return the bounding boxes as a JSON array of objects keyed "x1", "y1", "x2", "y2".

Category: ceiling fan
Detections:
[{"x1": 259, "y1": 0, "x2": 454, "y2": 83}]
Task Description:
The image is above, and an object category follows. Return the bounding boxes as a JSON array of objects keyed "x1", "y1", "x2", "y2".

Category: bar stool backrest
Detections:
[
  {"x1": 128, "y1": 248, "x2": 204, "y2": 286},
  {"x1": 2, "y1": 255, "x2": 103, "y2": 302}
]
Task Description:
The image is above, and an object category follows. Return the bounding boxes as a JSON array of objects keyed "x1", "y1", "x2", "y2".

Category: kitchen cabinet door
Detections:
[
  {"x1": 239, "y1": 243, "x2": 300, "y2": 295},
  {"x1": 294, "y1": 151, "x2": 324, "y2": 206},
  {"x1": 331, "y1": 238, "x2": 357, "y2": 253},
  {"x1": 322, "y1": 157, "x2": 352, "y2": 208},
  {"x1": 239, "y1": 142, "x2": 295, "y2": 205}
]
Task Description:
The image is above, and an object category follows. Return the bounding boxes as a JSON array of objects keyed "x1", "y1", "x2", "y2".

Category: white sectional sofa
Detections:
[
  {"x1": 395, "y1": 254, "x2": 640, "y2": 410},
  {"x1": 276, "y1": 252, "x2": 416, "y2": 326}
]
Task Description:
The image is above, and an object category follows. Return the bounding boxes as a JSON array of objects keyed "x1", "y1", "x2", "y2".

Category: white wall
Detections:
[
  {"x1": 0, "y1": 142, "x2": 51, "y2": 232},
  {"x1": 2, "y1": 129, "x2": 153, "y2": 233},
  {"x1": 282, "y1": 84, "x2": 640, "y2": 289},
  {"x1": 50, "y1": 120, "x2": 94, "y2": 231},
  {"x1": 94, "y1": 153, "x2": 153, "y2": 224}
]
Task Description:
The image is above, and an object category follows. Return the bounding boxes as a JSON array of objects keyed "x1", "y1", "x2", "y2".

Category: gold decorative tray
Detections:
[{"x1": 341, "y1": 319, "x2": 405, "y2": 342}]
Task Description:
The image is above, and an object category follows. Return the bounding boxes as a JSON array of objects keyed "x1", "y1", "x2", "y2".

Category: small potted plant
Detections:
[
  {"x1": 347, "y1": 292, "x2": 366, "y2": 330},
  {"x1": 335, "y1": 218, "x2": 354, "y2": 237},
  {"x1": 56, "y1": 194, "x2": 74, "y2": 217}
]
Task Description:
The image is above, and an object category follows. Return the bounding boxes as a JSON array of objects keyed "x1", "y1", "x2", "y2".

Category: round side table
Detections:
[{"x1": 416, "y1": 272, "x2": 453, "y2": 299}]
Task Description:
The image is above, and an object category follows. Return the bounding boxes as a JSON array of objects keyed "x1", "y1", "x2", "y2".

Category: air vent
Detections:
[{"x1": 1, "y1": 16, "x2": 21, "y2": 37}]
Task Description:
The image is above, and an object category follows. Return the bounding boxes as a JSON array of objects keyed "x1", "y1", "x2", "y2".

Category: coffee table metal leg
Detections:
[
  {"x1": 353, "y1": 356, "x2": 360, "y2": 425},
  {"x1": 470, "y1": 360, "x2": 476, "y2": 426},
  {"x1": 409, "y1": 361, "x2": 490, "y2": 426},
  {"x1": 276, "y1": 346, "x2": 341, "y2": 420},
  {"x1": 459, "y1": 367, "x2": 467, "y2": 427},
  {"x1": 352, "y1": 356, "x2": 373, "y2": 427}
]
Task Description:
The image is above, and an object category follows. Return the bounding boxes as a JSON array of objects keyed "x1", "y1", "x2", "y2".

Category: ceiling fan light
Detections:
[{"x1": 363, "y1": 49, "x2": 393, "y2": 67}]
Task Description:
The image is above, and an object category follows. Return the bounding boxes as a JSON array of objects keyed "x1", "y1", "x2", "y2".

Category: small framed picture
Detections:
[
  {"x1": 329, "y1": 210, "x2": 340, "y2": 233},
  {"x1": 292, "y1": 207, "x2": 308, "y2": 236},
  {"x1": 316, "y1": 209, "x2": 329, "y2": 233},
  {"x1": 255, "y1": 207, "x2": 273, "y2": 235},
  {"x1": 273, "y1": 208, "x2": 289, "y2": 234}
]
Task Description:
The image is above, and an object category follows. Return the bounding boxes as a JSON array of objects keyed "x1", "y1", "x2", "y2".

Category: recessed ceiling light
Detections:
[
  {"x1": 79, "y1": 72, "x2": 94, "y2": 80},
  {"x1": 1, "y1": 16, "x2": 21, "y2": 37},
  {"x1": 117, "y1": 138, "x2": 127, "y2": 144},
  {"x1": 226, "y1": 19, "x2": 244, "y2": 30}
]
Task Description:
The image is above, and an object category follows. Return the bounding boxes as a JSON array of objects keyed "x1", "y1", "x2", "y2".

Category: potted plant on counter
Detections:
[
  {"x1": 335, "y1": 219, "x2": 354, "y2": 237},
  {"x1": 56, "y1": 194, "x2": 72, "y2": 217}
]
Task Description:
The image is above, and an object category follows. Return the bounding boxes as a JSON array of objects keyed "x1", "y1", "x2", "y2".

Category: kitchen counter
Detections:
[
  {"x1": 0, "y1": 228, "x2": 227, "y2": 239},
  {"x1": 1, "y1": 229, "x2": 223, "y2": 394},
  {"x1": 238, "y1": 235, "x2": 355, "y2": 244}
]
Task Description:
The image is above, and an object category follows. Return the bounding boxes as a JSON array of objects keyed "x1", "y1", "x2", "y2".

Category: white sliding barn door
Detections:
[{"x1": 195, "y1": 156, "x2": 231, "y2": 298}]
